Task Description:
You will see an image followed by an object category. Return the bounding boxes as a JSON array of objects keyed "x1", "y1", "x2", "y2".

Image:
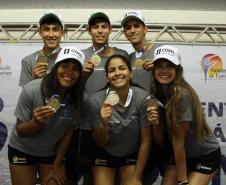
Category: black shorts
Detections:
[
  {"x1": 186, "y1": 147, "x2": 221, "y2": 174},
  {"x1": 8, "y1": 145, "x2": 55, "y2": 165},
  {"x1": 168, "y1": 147, "x2": 221, "y2": 174},
  {"x1": 93, "y1": 147, "x2": 138, "y2": 169}
]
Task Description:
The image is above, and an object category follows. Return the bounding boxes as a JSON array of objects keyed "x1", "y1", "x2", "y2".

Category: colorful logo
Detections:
[{"x1": 200, "y1": 54, "x2": 224, "y2": 82}]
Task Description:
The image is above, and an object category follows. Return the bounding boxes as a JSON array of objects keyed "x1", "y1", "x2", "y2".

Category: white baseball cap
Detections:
[
  {"x1": 55, "y1": 47, "x2": 85, "y2": 68},
  {"x1": 121, "y1": 10, "x2": 145, "y2": 27},
  {"x1": 153, "y1": 45, "x2": 181, "y2": 65}
]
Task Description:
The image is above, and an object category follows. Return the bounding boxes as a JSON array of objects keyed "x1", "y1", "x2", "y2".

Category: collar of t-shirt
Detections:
[
  {"x1": 106, "y1": 88, "x2": 133, "y2": 107},
  {"x1": 135, "y1": 43, "x2": 148, "y2": 58}
]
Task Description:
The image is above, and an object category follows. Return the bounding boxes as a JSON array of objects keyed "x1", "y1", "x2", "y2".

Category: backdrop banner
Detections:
[{"x1": 0, "y1": 43, "x2": 225, "y2": 185}]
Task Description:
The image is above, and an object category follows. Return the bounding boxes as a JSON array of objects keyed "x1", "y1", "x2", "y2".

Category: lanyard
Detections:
[
  {"x1": 93, "y1": 45, "x2": 108, "y2": 55},
  {"x1": 135, "y1": 43, "x2": 148, "y2": 58},
  {"x1": 37, "y1": 47, "x2": 61, "y2": 61}
]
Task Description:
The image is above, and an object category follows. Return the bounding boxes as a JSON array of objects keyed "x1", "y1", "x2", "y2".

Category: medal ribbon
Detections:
[
  {"x1": 93, "y1": 44, "x2": 108, "y2": 55},
  {"x1": 135, "y1": 42, "x2": 148, "y2": 58},
  {"x1": 106, "y1": 88, "x2": 133, "y2": 108}
]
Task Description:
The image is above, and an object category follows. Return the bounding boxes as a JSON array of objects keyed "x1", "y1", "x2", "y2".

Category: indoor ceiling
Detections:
[{"x1": 0, "y1": 0, "x2": 226, "y2": 11}]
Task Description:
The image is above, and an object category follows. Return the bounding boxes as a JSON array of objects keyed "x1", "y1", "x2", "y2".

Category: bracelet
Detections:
[{"x1": 178, "y1": 180, "x2": 189, "y2": 185}]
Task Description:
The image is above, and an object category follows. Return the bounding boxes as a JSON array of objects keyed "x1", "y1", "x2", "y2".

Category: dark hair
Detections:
[
  {"x1": 104, "y1": 54, "x2": 132, "y2": 75},
  {"x1": 41, "y1": 60, "x2": 84, "y2": 112},
  {"x1": 151, "y1": 62, "x2": 211, "y2": 142}
]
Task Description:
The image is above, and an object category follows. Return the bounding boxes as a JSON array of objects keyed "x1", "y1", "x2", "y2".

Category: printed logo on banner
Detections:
[
  {"x1": 0, "y1": 56, "x2": 12, "y2": 77},
  {"x1": 200, "y1": 54, "x2": 226, "y2": 82}
]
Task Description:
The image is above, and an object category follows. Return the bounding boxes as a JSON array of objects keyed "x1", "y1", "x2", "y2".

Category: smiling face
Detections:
[
  {"x1": 106, "y1": 57, "x2": 132, "y2": 90},
  {"x1": 57, "y1": 60, "x2": 81, "y2": 90},
  {"x1": 154, "y1": 60, "x2": 177, "y2": 85},
  {"x1": 39, "y1": 23, "x2": 64, "y2": 52},
  {"x1": 123, "y1": 19, "x2": 147, "y2": 46},
  {"x1": 88, "y1": 21, "x2": 112, "y2": 47}
]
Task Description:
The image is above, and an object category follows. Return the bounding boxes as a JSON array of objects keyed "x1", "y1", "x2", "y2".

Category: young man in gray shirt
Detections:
[
  {"x1": 121, "y1": 10, "x2": 159, "y2": 92},
  {"x1": 19, "y1": 12, "x2": 64, "y2": 87}
]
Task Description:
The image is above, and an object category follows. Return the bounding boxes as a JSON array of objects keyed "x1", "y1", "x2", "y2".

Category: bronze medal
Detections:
[{"x1": 134, "y1": 59, "x2": 144, "y2": 68}]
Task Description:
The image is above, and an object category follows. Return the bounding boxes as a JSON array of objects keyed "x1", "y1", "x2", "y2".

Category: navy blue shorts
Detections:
[
  {"x1": 93, "y1": 147, "x2": 138, "y2": 169},
  {"x1": 8, "y1": 145, "x2": 55, "y2": 165}
]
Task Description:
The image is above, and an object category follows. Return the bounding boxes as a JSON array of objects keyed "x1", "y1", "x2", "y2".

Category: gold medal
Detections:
[
  {"x1": 91, "y1": 54, "x2": 101, "y2": 66},
  {"x1": 37, "y1": 55, "x2": 48, "y2": 64},
  {"x1": 38, "y1": 50, "x2": 48, "y2": 64},
  {"x1": 47, "y1": 95, "x2": 61, "y2": 111},
  {"x1": 104, "y1": 91, "x2": 119, "y2": 106},
  {"x1": 134, "y1": 59, "x2": 144, "y2": 68},
  {"x1": 147, "y1": 98, "x2": 159, "y2": 109}
]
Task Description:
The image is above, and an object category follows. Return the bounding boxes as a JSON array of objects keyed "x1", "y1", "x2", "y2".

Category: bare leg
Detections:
[
  {"x1": 92, "y1": 166, "x2": 116, "y2": 185},
  {"x1": 9, "y1": 163, "x2": 37, "y2": 185},
  {"x1": 161, "y1": 165, "x2": 177, "y2": 185},
  {"x1": 188, "y1": 171, "x2": 217, "y2": 185},
  {"x1": 38, "y1": 163, "x2": 54, "y2": 185},
  {"x1": 120, "y1": 165, "x2": 137, "y2": 185}
]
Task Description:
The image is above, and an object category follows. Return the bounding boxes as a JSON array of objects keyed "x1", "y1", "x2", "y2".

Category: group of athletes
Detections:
[{"x1": 7, "y1": 10, "x2": 221, "y2": 185}]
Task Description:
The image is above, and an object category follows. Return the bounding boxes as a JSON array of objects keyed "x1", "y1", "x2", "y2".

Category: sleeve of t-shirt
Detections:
[
  {"x1": 176, "y1": 90, "x2": 194, "y2": 123},
  {"x1": 14, "y1": 86, "x2": 33, "y2": 121},
  {"x1": 19, "y1": 57, "x2": 33, "y2": 87},
  {"x1": 86, "y1": 96, "x2": 101, "y2": 128}
]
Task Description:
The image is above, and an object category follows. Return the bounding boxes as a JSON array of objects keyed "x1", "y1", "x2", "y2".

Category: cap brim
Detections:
[
  {"x1": 121, "y1": 16, "x2": 144, "y2": 27},
  {"x1": 153, "y1": 57, "x2": 179, "y2": 66}
]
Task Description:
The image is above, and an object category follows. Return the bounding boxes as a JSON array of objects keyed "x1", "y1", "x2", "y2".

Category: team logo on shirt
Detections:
[{"x1": 200, "y1": 54, "x2": 226, "y2": 82}]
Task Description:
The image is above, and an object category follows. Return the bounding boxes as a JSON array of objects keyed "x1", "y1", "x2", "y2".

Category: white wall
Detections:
[{"x1": 0, "y1": 9, "x2": 226, "y2": 25}]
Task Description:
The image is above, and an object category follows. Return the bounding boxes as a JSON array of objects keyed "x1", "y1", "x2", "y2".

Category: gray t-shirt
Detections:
[
  {"x1": 130, "y1": 43, "x2": 160, "y2": 92},
  {"x1": 9, "y1": 79, "x2": 76, "y2": 157},
  {"x1": 19, "y1": 50, "x2": 57, "y2": 87},
  {"x1": 175, "y1": 89, "x2": 219, "y2": 158},
  {"x1": 87, "y1": 86, "x2": 150, "y2": 157},
  {"x1": 82, "y1": 46, "x2": 129, "y2": 97},
  {"x1": 78, "y1": 46, "x2": 129, "y2": 130}
]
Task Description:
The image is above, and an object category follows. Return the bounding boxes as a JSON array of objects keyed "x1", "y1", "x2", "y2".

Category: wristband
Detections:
[{"x1": 178, "y1": 180, "x2": 189, "y2": 185}]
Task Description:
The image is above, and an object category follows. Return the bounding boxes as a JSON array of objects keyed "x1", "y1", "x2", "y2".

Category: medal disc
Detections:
[
  {"x1": 147, "y1": 98, "x2": 159, "y2": 109},
  {"x1": 134, "y1": 59, "x2": 143, "y2": 68},
  {"x1": 91, "y1": 54, "x2": 101, "y2": 66},
  {"x1": 104, "y1": 91, "x2": 119, "y2": 106},
  {"x1": 38, "y1": 55, "x2": 48, "y2": 64},
  {"x1": 47, "y1": 95, "x2": 61, "y2": 111}
]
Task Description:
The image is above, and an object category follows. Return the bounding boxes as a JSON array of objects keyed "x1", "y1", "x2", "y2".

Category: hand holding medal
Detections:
[{"x1": 146, "y1": 95, "x2": 162, "y2": 124}]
